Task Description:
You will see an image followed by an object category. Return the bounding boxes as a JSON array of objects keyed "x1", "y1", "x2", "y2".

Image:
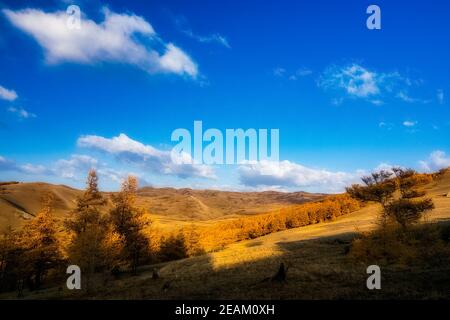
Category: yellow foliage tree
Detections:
[
  {"x1": 65, "y1": 170, "x2": 120, "y2": 289},
  {"x1": 17, "y1": 192, "x2": 62, "y2": 290},
  {"x1": 109, "y1": 176, "x2": 151, "y2": 274}
]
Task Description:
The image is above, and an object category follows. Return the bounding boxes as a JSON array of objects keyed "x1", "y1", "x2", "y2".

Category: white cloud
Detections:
[
  {"x1": 0, "y1": 153, "x2": 127, "y2": 184},
  {"x1": 318, "y1": 64, "x2": 380, "y2": 98},
  {"x1": 3, "y1": 7, "x2": 198, "y2": 78},
  {"x1": 318, "y1": 63, "x2": 428, "y2": 105},
  {"x1": 419, "y1": 150, "x2": 450, "y2": 172},
  {"x1": 77, "y1": 133, "x2": 215, "y2": 179},
  {"x1": 0, "y1": 154, "x2": 93, "y2": 177},
  {"x1": 158, "y1": 44, "x2": 198, "y2": 77},
  {"x1": 0, "y1": 155, "x2": 48, "y2": 175},
  {"x1": 53, "y1": 154, "x2": 141, "y2": 184},
  {"x1": 403, "y1": 120, "x2": 417, "y2": 127},
  {"x1": 53, "y1": 154, "x2": 98, "y2": 179},
  {"x1": 19, "y1": 163, "x2": 48, "y2": 175},
  {"x1": 238, "y1": 160, "x2": 359, "y2": 193},
  {"x1": 7, "y1": 106, "x2": 36, "y2": 119},
  {"x1": 373, "y1": 162, "x2": 403, "y2": 174},
  {"x1": 396, "y1": 91, "x2": 415, "y2": 103},
  {"x1": 0, "y1": 85, "x2": 18, "y2": 101}
]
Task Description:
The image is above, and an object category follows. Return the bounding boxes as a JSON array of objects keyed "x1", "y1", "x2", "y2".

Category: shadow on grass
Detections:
[{"x1": 4, "y1": 221, "x2": 450, "y2": 300}]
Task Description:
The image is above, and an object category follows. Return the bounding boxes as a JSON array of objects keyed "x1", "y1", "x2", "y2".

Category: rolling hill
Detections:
[
  {"x1": 0, "y1": 182, "x2": 82, "y2": 230},
  {"x1": 0, "y1": 181, "x2": 325, "y2": 231}
]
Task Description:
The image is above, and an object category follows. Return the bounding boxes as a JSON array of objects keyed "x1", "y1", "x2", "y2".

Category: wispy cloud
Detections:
[
  {"x1": 437, "y1": 89, "x2": 444, "y2": 104},
  {"x1": 397, "y1": 91, "x2": 416, "y2": 103},
  {"x1": 289, "y1": 68, "x2": 313, "y2": 80},
  {"x1": 3, "y1": 7, "x2": 198, "y2": 78},
  {"x1": 53, "y1": 154, "x2": 98, "y2": 179},
  {"x1": 0, "y1": 85, "x2": 18, "y2": 101},
  {"x1": 0, "y1": 155, "x2": 48, "y2": 175},
  {"x1": 273, "y1": 67, "x2": 312, "y2": 80},
  {"x1": 318, "y1": 63, "x2": 429, "y2": 105},
  {"x1": 370, "y1": 99, "x2": 384, "y2": 106},
  {"x1": 318, "y1": 64, "x2": 382, "y2": 98},
  {"x1": 379, "y1": 121, "x2": 393, "y2": 130},
  {"x1": 183, "y1": 29, "x2": 230, "y2": 48},
  {"x1": 273, "y1": 67, "x2": 286, "y2": 77},
  {"x1": 0, "y1": 153, "x2": 134, "y2": 185},
  {"x1": 173, "y1": 13, "x2": 230, "y2": 49},
  {"x1": 403, "y1": 120, "x2": 417, "y2": 127},
  {"x1": 396, "y1": 91, "x2": 431, "y2": 104},
  {"x1": 7, "y1": 106, "x2": 36, "y2": 119},
  {"x1": 77, "y1": 133, "x2": 215, "y2": 179}
]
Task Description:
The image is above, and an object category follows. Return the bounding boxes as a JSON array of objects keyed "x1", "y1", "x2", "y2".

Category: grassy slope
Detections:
[
  {"x1": 0, "y1": 183, "x2": 82, "y2": 231},
  {"x1": 14, "y1": 170, "x2": 450, "y2": 300}
]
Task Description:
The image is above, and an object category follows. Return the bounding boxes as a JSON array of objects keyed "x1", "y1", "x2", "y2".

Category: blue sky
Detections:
[{"x1": 0, "y1": 0, "x2": 449, "y2": 192}]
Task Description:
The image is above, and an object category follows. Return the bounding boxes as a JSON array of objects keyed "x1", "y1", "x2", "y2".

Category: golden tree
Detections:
[
  {"x1": 0, "y1": 227, "x2": 21, "y2": 292},
  {"x1": 181, "y1": 225, "x2": 205, "y2": 257},
  {"x1": 18, "y1": 193, "x2": 62, "y2": 289},
  {"x1": 109, "y1": 176, "x2": 151, "y2": 274},
  {"x1": 65, "y1": 170, "x2": 118, "y2": 288},
  {"x1": 347, "y1": 168, "x2": 434, "y2": 228}
]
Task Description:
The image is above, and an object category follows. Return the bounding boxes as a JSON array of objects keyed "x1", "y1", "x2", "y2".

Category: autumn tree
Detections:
[
  {"x1": 0, "y1": 227, "x2": 21, "y2": 292},
  {"x1": 159, "y1": 232, "x2": 189, "y2": 261},
  {"x1": 1, "y1": 193, "x2": 63, "y2": 293},
  {"x1": 181, "y1": 226, "x2": 205, "y2": 257},
  {"x1": 346, "y1": 170, "x2": 397, "y2": 208},
  {"x1": 65, "y1": 170, "x2": 118, "y2": 288},
  {"x1": 17, "y1": 193, "x2": 62, "y2": 290},
  {"x1": 109, "y1": 176, "x2": 151, "y2": 274},
  {"x1": 347, "y1": 168, "x2": 434, "y2": 228}
]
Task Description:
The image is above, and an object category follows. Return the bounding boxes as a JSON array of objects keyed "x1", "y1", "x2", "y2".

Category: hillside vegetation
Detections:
[
  {"x1": 1, "y1": 168, "x2": 450, "y2": 299},
  {"x1": 63, "y1": 168, "x2": 448, "y2": 299}
]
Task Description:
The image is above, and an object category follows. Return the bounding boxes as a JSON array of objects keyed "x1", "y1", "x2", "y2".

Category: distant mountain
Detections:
[{"x1": 0, "y1": 182, "x2": 326, "y2": 230}]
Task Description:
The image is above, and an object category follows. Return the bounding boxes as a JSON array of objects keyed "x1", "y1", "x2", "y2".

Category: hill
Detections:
[
  {"x1": 0, "y1": 182, "x2": 82, "y2": 231},
  {"x1": 136, "y1": 187, "x2": 325, "y2": 221},
  {"x1": 0, "y1": 182, "x2": 325, "y2": 230}
]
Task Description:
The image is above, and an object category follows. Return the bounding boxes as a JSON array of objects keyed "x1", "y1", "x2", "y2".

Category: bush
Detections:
[
  {"x1": 385, "y1": 198, "x2": 434, "y2": 228},
  {"x1": 159, "y1": 233, "x2": 188, "y2": 261},
  {"x1": 349, "y1": 223, "x2": 450, "y2": 267}
]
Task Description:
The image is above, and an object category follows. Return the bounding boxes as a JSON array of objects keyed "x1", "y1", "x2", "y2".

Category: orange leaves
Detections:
[{"x1": 200, "y1": 194, "x2": 361, "y2": 251}]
